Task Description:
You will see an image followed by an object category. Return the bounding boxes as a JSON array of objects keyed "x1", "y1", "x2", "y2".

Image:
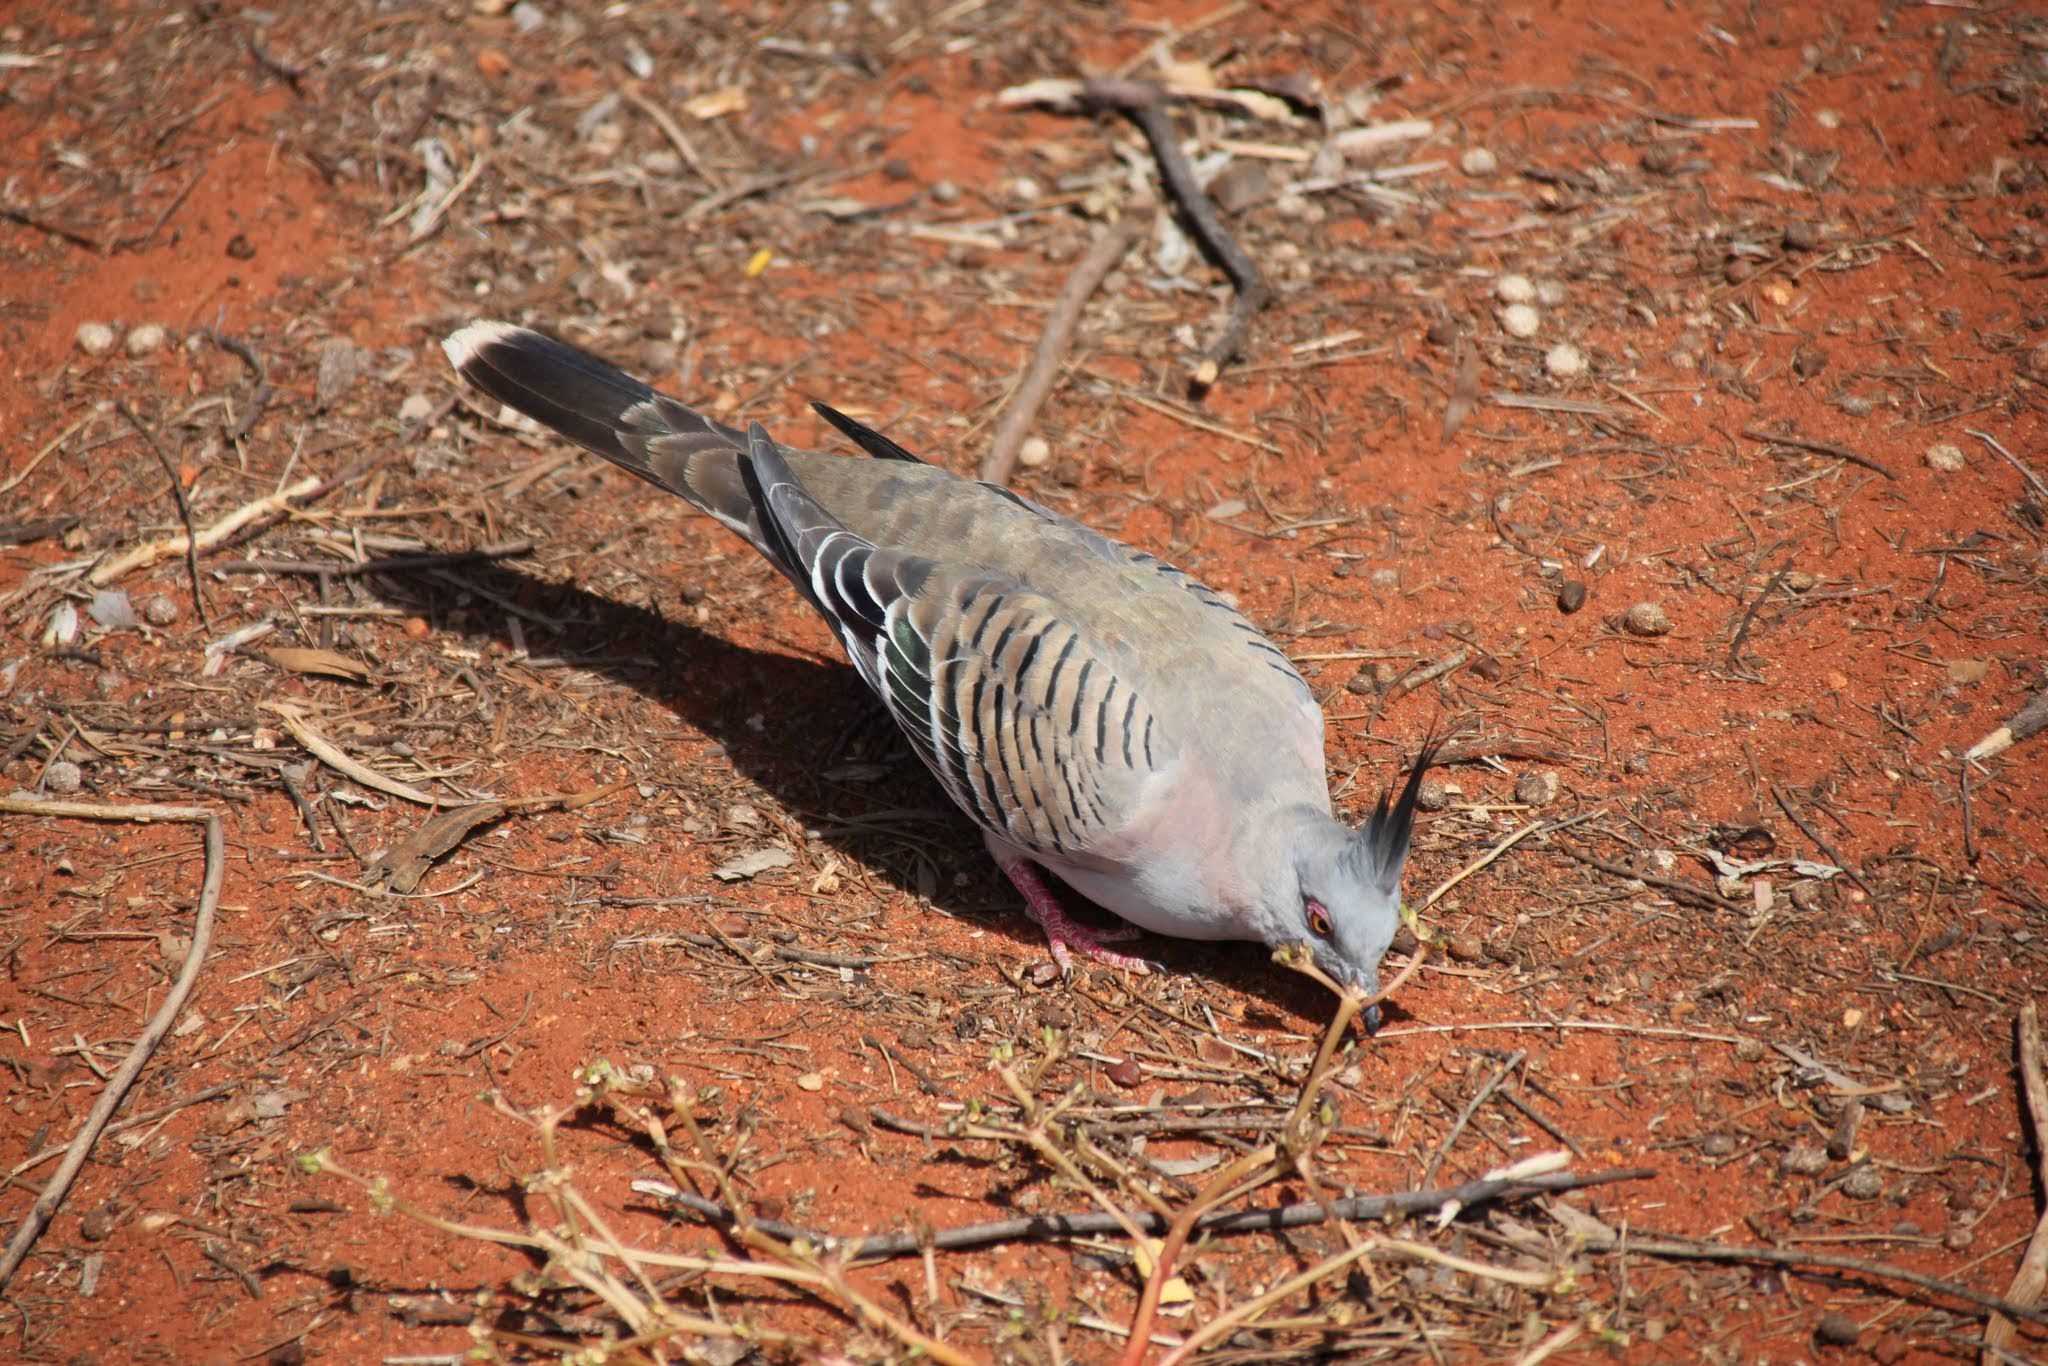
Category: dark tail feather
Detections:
[
  {"x1": 441, "y1": 321, "x2": 661, "y2": 475},
  {"x1": 810, "y1": 401, "x2": 926, "y2": 464}
]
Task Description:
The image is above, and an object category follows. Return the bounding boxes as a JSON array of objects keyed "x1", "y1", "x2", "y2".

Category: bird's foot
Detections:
[{"x1": 998, "y1": 857, "x2": 1153, "y2": 975}]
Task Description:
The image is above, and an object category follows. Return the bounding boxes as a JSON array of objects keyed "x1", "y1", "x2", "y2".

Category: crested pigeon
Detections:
[{"x1": 443, "y1": 322, "x2": 1433, "y2": 1012}]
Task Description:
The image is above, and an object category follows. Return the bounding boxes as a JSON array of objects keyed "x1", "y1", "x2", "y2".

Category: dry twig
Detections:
[
  {"x1": 0, "y1": 796, "x2": 223, "y2": 1291},
  {"x1": 981, "y1": 211, "x2": 1150, "y2": 483}
]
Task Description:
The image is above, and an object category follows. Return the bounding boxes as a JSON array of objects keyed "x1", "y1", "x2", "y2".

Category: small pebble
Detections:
[
  {"x1": 315, "y1": 338, "x2": 363, "y2": 409},
  {"x1": 1780, "y1": 1145, "x2": 1829, "y2": 1176},
  {"x1": 1698, "y1": 1133, "x2": 1737, "y2": 1158},
  {"x1": 929, "y1": 179, "x2": 960, "y2": 205},
  {"x1": 1557, "y1": 579, "x2": 1588, "y2": 614},
  {"x1": 44, "y1": 760, "x2": 83, "y2": 794},
  {"x1": 141, "y1": 593, "x2": 179, "y2": 626},
  {"x1": 124, "y1": 323, "x2": 166, "y2": 357},
  {"x1": 94, "y1": 670, "x2": 125, "y2": 699},
  {"x1": 1424, "y1": 317, "x2": 1459, "y2": 348},
  {"x1": 1924, "y1": 442, "x2": 1966, "y2": 472},
  {"x1": 1105, "y1": 1059, "x2": 1142, "y2": 1088},
  {"x1": 1017, "y1": 436, "x2": 1051, "y2": 468},
  {"x1": 1792, "y1": 345, "x2": 1828, "y2": 379},
  {"x1": 76, "y1": 322, "x2": 117, "y2": 356},
  {"x1": 1535, "y1": 278, "x2": 1567, "y2": 307},
  {"x1": 1623, "y1": 601, "x2": 1672, "y2": 637},
  {"x1": 1494, "y1": 273, "x2": 1536, "y2": 304},
  {"x1": 1814, "y1": 1313, "x2": 1859, "y2": 1348},
  {"x1": 1841, "y1": 1165, "x2": 1884, "y2": 1200},
  {"x1": 1499, "y1": 303, "x2": 1541, "y2": 338},
  {"x1": 1513, "y1": 770, "x2": 1560, "y2": 806},
  {"x1": 1783, "y1": 220, "x2": 1823, "y2": 251},
  {"x1": 1544, "y1": 342, "x2": 1585, "y2": 378},
  {"x1": 1446, "y1": 935, "x2": 1485, "y2": 963},
  {"x1": 1009, "y1": 176, "x2": 1041, "y2": 203},
  {"x1": 1459, "y1": 146, "x2": 1498, "y2": 177},
  {"x1": 398, "y1": 393, "x2": 436, "y2": 424},
  {"x1": 1414, "y1": 778, "x2": 1454, "y2": 812}
]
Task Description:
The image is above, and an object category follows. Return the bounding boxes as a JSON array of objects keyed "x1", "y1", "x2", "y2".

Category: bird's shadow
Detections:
[{"x1": 427, "y1": 556, "x2": 1356, "y2": 1029}]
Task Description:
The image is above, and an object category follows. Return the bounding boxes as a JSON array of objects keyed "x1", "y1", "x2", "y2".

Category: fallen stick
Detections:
[
  {"x1": 1574, "y1": 1229, "x2": 2048, "y2": 1326},
  {"x1": 981, "y1": 212, "x2": 1149, "y2": 483},
  {"x1": 1966, "y1": 684, "x2": 2048, "y2": 762},
  {"x1": 1078, "y1": 78, "x2": 1271, "y2": 387},
  {"x1": 1985, "y1": 1003, "x2": 2048, "y2": 1362},
  {"x1": 0, "y1": 796, "x2": 224, "y2": 1292},
  {"x1": 262, "y1": 702, "x2": 441, "y2": 806},
  {"x1": 638, "y1": 1163, "x2": 1651, "y2": 1262},
  {"x1": 88, "y1": 474, "x2": 323, "y2": 585}
]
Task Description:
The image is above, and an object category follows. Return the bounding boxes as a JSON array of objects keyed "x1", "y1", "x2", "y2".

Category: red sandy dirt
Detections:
[{"x1": 3, "y1": 2, "x2": 2046, "y2": 1363}]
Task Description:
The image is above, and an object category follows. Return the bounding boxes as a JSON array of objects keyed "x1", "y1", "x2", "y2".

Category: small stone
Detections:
[
  {"x1": 1698, "y1": 1133, "x2": 1737, "y2": 1158},
  {"x1": 1783, "y1": 221, "x2": 1823, "y2": 251},
  {"x1": 1389, "y1": 923, "x2": 1419, "y2": 955},
  {"x1": 510, "y1": 1, "x2": 545, "y2": 33},
  {"x1": 1624, "y1": 752, "x2": 1650, "y2": 776},
  {"x1": 1792, "y1": 345, "x2": 1828, "y2": 379},
  {"x1": 1784, "y1": 570, "x2": 1819, "y2": 592},
  {"x1": 1924, "y1": 443, "x2": 1966, "y2": 472},
  {"x1": 1424, "y1": 317, "x2": 1459, "y2": 348},
  {"x1": 1460, "y1": 146, "x2": 1498, "y2": 177},
  {"x1": 1494, "y1": 273, "x2": 1536, "y2": 304},
  {"x1": 1789, "y1": 881, "x2": 1823, "y2": 911},
  {"x1": 1106, "y1": 1059, "x2": 1142, "y2": 1088},
  {"x1": 1009, "y1": 176, "x2": 1040, "y2": 203},
  {"x1": 1725, "y1": 257, "x2": 1757, "y2": 284},
  {"x1": 1415, "y1": 778, "x2": 1454, "y2": 812},
  {"x1": 44, "y1": 760, "x2": 83, "y2": 794},
  {"x1": 1841, "y1": 1165, "x2": 1884, "y2": 1199},
  {"x1": 1623, "y1": 601, "x2": 1672, "y2": 637},
  {"x1": 1535, "y1": 278, "x2": 1567, "y2": 307},
  {"x1": 398, "y1": 393, "x2": 436, "y2": 424},
  {"x1": 475, "y1": 47, "x2": 511, "y2": 79},
  {"x1": 929, "y1": 179, "x2": 960, "y2": 205},
  {"x1": 76, "y1": 322, "x2": 117, "y2": 356},
  {"x1": 1446, "y1": 935, "x2": 1485, "y2": 963},
  {"x1": 1814, "y1": 1312, "x2": 1859, "y2": 1348},
  {"x1": 1544, "y1": 342, "x2": 1585, "y2": 377},
  {"x1": 403, "y1": 616, "x2": 431, "y2": 638},
  {"x1": 124, "y1": 323, "x2": 166, "y2": 356},
  {"x1": 1780, "y1": 1144, "x2": 1829, "y2": 1176},
  {"x1": 1499, "y1": 303, "x2": 1541, "y2": 338},
  {"x1": 1017, "y1": 436, "x2": 1051, "y2": 468},
  {"x1": 1557, "y1": 579, "x2": 1588, "y2": 614},
  {"x1": 141, "y1": 593, "x2": 179, "y2": 626},
  {"x1": 1735, "y1": 1036, "x2": 1765, "y2": 1062},
  {"x1": 315, "y1": 338, "x2": 363, "y2": 410},
  {"x1": 1369, "y1": 568, "x2": 1400, "y2": 590},
  {"x1": 1513, "y1": 770, "x2": 1560, "y2": 806},
  {"x1": 94, "y1": 670, "x2": 126, "y2": 698},
  {"x1": 1871, "y1": 1334, "x2": 1909, "y2": 1365}
]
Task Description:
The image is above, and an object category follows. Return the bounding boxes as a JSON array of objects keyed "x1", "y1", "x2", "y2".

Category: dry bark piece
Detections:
[{"x1": 261, "y1": 647, "x2": 371, "y2": 683}]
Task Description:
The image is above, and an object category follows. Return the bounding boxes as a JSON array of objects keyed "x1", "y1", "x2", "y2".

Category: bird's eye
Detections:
[{"x1": 1305, "y1": 898, "x2": 1333, "y2": 939}]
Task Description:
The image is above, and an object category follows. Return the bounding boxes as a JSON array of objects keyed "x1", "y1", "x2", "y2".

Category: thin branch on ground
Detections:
[
  {"x1": 1985, "y1": 1003, "x2": 2048, "y2": 1362},
  {"x1": 0, "y1": 797, "x2": 224, "y2": 1292},
  {"x1": 1073, "y1": 77, "x2": 1273, "y2": 387},
  {"x1": 981, "y1": 210, "x2": 1150, "y2": 483},
  {"x1": 117, "y1": 400, "x2": 211, "y2": 629}
]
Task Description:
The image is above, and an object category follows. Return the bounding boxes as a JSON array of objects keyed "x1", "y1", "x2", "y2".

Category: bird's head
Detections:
[{"x1": 1265, "y1": 744, "x2": 1435, "y2": 1031}]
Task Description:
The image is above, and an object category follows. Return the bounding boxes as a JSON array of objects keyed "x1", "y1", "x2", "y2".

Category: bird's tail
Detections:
[{"x1": 441, "y1": 321, "x2": 759, "y2": 537}]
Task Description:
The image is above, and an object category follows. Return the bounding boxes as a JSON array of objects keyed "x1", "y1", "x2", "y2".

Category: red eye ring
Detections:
[{"x1": 1305, "y1": 898, "x2": 1334, "y2": 939}]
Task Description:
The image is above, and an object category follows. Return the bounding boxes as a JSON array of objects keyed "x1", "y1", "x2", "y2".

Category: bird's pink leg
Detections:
[{"x1": 996, "y1": 856, "x2": 1152, "y2": 974}]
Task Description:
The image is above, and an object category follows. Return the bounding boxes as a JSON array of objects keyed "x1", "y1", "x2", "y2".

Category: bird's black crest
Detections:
[{"x1": 1343, "y1": 730, "x2": 1443, "y2": 894}]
